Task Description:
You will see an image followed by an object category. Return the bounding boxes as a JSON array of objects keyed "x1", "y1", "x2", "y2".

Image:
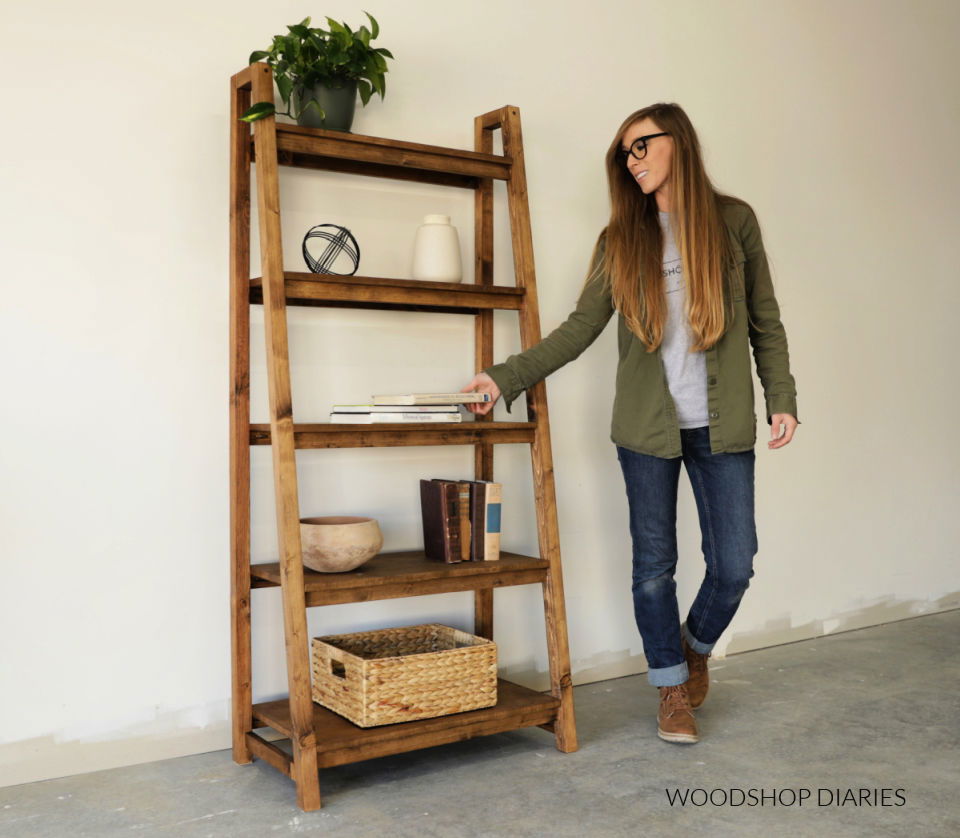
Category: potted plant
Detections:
[{"x1": 240, "y1": 12, "x2": 393, "y2": 132}]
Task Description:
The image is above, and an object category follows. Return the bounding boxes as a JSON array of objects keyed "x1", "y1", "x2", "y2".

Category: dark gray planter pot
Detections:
[{"x1": 294, "y1": 79, "x2": 358, "y2": 132}]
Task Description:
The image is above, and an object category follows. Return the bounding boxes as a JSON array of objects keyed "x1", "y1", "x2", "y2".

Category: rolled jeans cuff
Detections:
[
  {"x1": 647, "y1": 660, "x2": 689, "y2": 687},
  {"x1": 682, "y1": 621, "x2": 715, "y2": 655}
]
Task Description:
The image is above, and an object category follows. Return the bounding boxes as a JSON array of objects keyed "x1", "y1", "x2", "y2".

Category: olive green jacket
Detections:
[{"x1": 483, "y1": 201, "x2": 799, "y2": 458}]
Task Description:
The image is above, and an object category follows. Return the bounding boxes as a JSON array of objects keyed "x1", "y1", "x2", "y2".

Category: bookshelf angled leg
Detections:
[
  {"x1": 500, "y1": 107, "x2": 578, "y2": 753},
  {"x1": 529, "y1": 398, "x2": 578, "y2": 752},
  {"x1": 251, "y1": 64, "x2": 322, "y2": 811},
  {"x1": 472, "y1": 112, "x2": 497, "y2": 640}
]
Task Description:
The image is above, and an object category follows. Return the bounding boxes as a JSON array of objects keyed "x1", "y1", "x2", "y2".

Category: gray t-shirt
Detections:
[{"x1": 658, "y1": 210, "x2": 709, "y2": 429}]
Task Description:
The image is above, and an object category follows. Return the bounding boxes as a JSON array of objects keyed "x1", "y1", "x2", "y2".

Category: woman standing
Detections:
[{"x1": 461, "y1": 103, "x2": 800, "y2": 745}]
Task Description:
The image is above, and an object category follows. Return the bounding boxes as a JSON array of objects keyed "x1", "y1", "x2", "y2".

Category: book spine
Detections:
[
  {"x1": 470, "y1": 482, "x2": 486, "y2": 562},
  {"x1": 457, "y1": 482, "x2": 472, "y2": 561},
  {"x1": 482, "y1": 482, "x2": 502, "y2": 561},
  {"x1": 420, "y1": 479, "x2": 442, "y2": 562},
  {"x1": 438, "y1": 480, "x2": 462, "y2": 563}
]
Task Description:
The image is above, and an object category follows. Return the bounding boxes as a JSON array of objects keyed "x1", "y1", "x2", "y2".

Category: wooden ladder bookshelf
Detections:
[{"x1": 229, "y1": 62, "x2": 578, "y2": 811}]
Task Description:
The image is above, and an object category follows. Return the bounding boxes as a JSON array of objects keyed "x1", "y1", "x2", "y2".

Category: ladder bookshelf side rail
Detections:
[
  {"x1": 500, "y1": 106, "x2": 578, "y2": 752},
  {"x1": 249, "y1": 62, "x2": 322, "y2": 811},
  {"x1": 472, "y1": 111, "x2": 498, "y2": 640},
  {"x1": 229, "y1": 66, "x2": 254, "y2": 766}
]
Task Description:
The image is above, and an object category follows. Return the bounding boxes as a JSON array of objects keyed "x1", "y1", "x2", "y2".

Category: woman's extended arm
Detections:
[
  {"x1": 462, "y1": 242, "x2": 614, "y2": 415},
  {"x1": 740, "y1": 206, "x2": 800, "y2": 428}
]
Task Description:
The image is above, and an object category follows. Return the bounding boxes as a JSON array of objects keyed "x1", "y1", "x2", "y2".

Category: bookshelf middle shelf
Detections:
[
  {"x1": 248, "y1": 422, "x2": 536, "y2": 448},
  {"x1": 250, "y1": 549, "x2": 549, "y2": 606}
]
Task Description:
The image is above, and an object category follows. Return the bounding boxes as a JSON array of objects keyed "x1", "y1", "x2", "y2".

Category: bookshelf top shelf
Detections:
[{"x1": 250, "y1": 122, "x2": 513, "y2": 187}]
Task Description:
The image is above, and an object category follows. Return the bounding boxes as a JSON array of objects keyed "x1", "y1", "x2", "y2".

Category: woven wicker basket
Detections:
[{"x1": 311, "y1": 623, "x2": 498, "y2": 727}]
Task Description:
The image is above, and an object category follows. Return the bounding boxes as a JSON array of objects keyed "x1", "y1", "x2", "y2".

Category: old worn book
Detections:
[
  {"x1": 432, "y1": 479, "x2": 504, "y2": 561},
  {"x1": 456, "y1": 481, "x2": 472, "y2": 561},
  {"x1": 469, "y1": 482, "x2": 486, "y2": 561},
  {"x1": 429, "y1": 479, "x2": 472, "y2": 561},
  {"x1": 419, "y1": 478, "x2": 462, "y2": 563}
]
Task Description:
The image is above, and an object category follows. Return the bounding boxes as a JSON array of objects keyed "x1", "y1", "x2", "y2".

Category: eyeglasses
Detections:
[{"x1": 616, "y1": 132, "x2": 670, "y2": 165}]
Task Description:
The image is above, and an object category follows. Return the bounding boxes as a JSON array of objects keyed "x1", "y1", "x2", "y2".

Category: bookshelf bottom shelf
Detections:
[{"x1": 250, "y1": 678, "x2": 560, "y2": 769}]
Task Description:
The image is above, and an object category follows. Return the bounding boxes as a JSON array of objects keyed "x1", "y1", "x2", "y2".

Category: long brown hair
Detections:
[{"x1": 582, "y1": 103, "x2": 751, "y2": 353}]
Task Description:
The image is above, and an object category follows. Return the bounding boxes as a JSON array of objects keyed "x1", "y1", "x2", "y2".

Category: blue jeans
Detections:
[{"x1": 616, "y1": 426, "x2": 758, "y2": 687}]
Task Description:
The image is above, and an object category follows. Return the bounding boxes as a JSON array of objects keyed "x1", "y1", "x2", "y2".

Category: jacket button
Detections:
[
  {"x1": 708, "y1": 376, "x2": 717, "y2": 385},
  {"x1": 709, "y1": 410, "x2": 719, "y2": 419}
]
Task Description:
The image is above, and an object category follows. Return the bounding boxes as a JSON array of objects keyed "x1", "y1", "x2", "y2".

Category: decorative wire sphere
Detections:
[{"x1": 302, "y1": 224, "x2": 361, "y2": 275}]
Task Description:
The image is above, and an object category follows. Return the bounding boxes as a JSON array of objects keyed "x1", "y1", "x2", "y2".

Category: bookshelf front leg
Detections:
[
  {"x1": 529, "y1": 401, "x2": 578, "y2": 753},
  {"x1": 499, "y1": 103, "x2": 578, "y2": 753},
  {"x1": 251, "y1": 62, "x2": 322, "y2": 812},
  {"x1": 472, "y1": 108, "x2": 496, "y2": 645}
]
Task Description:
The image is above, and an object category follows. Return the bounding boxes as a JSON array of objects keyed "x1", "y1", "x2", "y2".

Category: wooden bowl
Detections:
[{"x1": 299, "y1": 516, "x2": 383, "y2": 573}]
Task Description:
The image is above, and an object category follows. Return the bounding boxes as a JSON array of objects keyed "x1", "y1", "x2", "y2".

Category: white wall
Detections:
[{"x1": 2, "y1": 0, "x2": 958, "y2": 786}]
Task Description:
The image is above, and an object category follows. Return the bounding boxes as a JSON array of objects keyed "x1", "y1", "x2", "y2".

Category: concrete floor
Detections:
[{"x1": 2, "y1": 610, "x2": 957, "y2": 838}]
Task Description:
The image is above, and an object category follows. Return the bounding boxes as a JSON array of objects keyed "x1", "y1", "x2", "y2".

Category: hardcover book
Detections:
[
  {"x1": 424, "y1": 478, "x2": 502, "y2": 562},
  {"x1": 419, "y1": 479, "x2": 462, "y2": 563},
  {"x1": 332, "y1": 404, "x2": 461, "y2": 413},
  {"x1": 456, "y1": 481, "x2": 472, "y2": 561},
  {"x1": 330, "y1": 412, "x2": 462, "y2": 423},
  {"x1": 470, "y1": 480, "x2": 502, "y2": 561},
  {"x1": 372, "y1": 392, "x2": 492, "y2": 405}
]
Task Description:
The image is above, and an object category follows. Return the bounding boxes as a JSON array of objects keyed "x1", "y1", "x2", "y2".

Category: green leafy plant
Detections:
[{"x1": 240, "y1": 12, "x2": 393, "y2": 123}]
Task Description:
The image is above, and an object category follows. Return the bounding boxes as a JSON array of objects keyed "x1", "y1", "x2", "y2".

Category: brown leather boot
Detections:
[
  {"x1": 681, "y1": 633, "x2": 711, "y2": 709},
  {"x1": 657, "y1": 683, "x2": 699, "y2": 743}
]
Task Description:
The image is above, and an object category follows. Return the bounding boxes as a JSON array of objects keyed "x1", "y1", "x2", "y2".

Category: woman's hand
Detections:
[
  {"x1": 461, "y1": 372, "x2": 501, "y2": 416},
  {"x1": 768, "y1": 414, "x2": 798, "y2": 449}
]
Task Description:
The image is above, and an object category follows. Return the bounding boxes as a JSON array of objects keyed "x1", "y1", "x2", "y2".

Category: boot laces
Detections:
[{"x1": 660, "y1": 684, "x2": 692, "y2": 718}]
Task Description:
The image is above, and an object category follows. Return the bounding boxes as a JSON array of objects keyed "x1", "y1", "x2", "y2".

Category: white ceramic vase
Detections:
[{"x1": 411, "y1": 214, "x2": 462, "y2": 283}]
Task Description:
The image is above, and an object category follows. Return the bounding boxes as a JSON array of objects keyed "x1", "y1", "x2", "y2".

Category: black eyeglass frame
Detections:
[{"x1": 616, "y1": 132, "x2": 670, "y2": 164}]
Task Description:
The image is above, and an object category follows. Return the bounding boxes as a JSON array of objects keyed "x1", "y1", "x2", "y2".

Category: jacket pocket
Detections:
[{"x1": 729, "y1": 246, "x2": 746, "y2": 301}]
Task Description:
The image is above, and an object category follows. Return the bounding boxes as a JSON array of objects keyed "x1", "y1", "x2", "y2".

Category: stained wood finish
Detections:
[
  {"x1": 248, "y1": 421, "x2": 536, "y2": 448},
  {"x1": 245, "y1": 731, "x2": 293, "y2": 777},
  {"x1": 229, "y1": 62, "x2": 577, "y2": 812},
  {"x1": 249, "y1": 272, "x2": 524, "y2": 312},
  {"x1": 252, "y1": 679, "x2": 559, "y2": 769},
  {"x1": 256, "y1": 147, "x2": 484, "y2": 188},
  {"x1": 250, "y1": 550, "x2": 549, "y2": 605},
  {"x1": 260, "y1": 122, "x2": 512, "y2": 182},
  {"x1": 498, "y1": 106, "x2": 578, "y2": 752},
  {"x1": 473, "y1": 112, "x2": 497, "y2": 642},
  {"x1": 249, "y1": 63, "x2": 321, "y2": 811},
  {"x1": 229, "y1": 67, "x2": 253, "y2": 768}
]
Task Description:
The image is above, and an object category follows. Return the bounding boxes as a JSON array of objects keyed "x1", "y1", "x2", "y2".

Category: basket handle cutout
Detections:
[{"x1": 330, "y1": 659, "x2": 346, "y2": 679}]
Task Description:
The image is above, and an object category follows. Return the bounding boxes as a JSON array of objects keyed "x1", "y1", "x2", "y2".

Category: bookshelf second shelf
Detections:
[
  {"x1": 250, "y1": 274, "x2": 525, "y2": 314},
  {"x1": 251, "y1": 549, "x2": 549, "y2": 606}
]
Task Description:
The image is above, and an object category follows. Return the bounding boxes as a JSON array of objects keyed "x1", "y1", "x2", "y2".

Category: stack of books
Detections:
[
  {"x1": 420, "y1": 478, "x2": 502, "y2": 563},
  {"x1": 330, "y1": 392, "x2": 492, "y2": 423}
]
